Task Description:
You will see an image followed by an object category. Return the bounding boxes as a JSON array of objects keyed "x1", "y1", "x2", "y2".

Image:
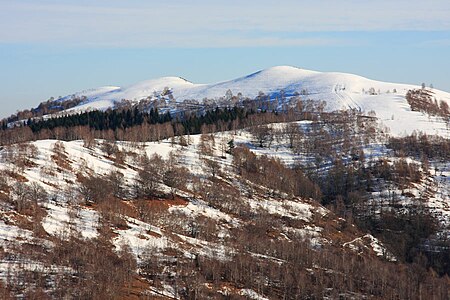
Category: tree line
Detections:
[{"x1": 1, "y1": 104, "x2": 319, "y2": 146}]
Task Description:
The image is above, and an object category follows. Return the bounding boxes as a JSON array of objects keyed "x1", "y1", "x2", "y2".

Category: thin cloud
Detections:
[
  {"x1": 1, "y1": 1, "x2": 449, "y2": 47},
  {"x1": 419, "y1": 39, "x2": 450, "y2": 47}
]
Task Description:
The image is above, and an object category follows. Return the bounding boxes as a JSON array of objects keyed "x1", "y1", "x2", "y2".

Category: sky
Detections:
[{"x1": 1, "y1": 0, "x2": 450, "y2": 118}]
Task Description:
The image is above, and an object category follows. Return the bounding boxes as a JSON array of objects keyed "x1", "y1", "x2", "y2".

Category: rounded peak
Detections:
[
  {"x1": 130, "y1": 76, "x2": 195, "y2": 90},
  {"x1": 241, "y1": 66, "x2": 320, "y2": 82},
  {"x1": 264, "y1": 65, "x2": 302, "y2": 72},
  {"x1": 259, "y1": 66, "x2": 375, "y2": 84},
  {"x1": 255, "y1": 65, "x2": 321, "y2": 76},
  {"x1": 153, "y1": 76, "x2": 192, "y2": 83}
]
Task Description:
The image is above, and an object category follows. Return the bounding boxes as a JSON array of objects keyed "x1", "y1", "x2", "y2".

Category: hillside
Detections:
[
  {"x1": 53, "y1": 66, "x2": 450, "y2": 137},
  {"x1": 0, "y1": 115, "x2": 449, "y2": 298}
]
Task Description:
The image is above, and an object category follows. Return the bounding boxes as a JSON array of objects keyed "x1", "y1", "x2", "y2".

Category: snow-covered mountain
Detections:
[{"x1": 59, "y1": 66, "x2": 450, "y2": 136}]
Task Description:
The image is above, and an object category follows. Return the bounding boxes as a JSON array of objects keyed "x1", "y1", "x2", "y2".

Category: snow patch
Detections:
[
  {"x1": 240, "y1": 288, "x2": 270, "y2": 300},
  {"x1": 343, "y1": 234, "x2": 396, "y2": 261},
  {"x1": 42, "y1": 201, "x2": 99, "y2": 239}
]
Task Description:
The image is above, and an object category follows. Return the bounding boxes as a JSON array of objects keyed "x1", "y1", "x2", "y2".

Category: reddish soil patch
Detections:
[
  {"x1": 0, "y1": 192, "x2": 9, "y2": 201},
  {"x1": 119, "y1": 276, "x2": 164, "y2": 300}
]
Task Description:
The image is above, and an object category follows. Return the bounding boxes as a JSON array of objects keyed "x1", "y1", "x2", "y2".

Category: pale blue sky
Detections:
[{"x1": 1, "y1": 0, "x2": 450, "y2": 117}]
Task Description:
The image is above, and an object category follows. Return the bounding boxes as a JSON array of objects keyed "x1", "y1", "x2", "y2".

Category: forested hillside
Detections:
[{"x1": 0, "y1": 96, "x2": 449, "y2": 298}]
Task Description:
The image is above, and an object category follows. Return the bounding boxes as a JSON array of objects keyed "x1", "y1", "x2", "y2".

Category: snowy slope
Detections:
[
  {"x1": 0, "y1": 130, "x2": 398, "y2": 253},
  {"x1": 54, "y1": 66, "x2": 450, "y2": 136},
  {"x1": 2, "y1": 124, "x2": 449, "y2": 297}
]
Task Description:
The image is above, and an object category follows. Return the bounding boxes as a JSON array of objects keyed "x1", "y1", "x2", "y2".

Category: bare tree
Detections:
[
  {"x1": 284, "y1": 123, "x2": 303, "y2": 149},
  {"x1": 163, "y1": 151, "x2": 189, "y2": 198},
  {"x1": 78, "y1": 175, "x2": 112, "y2": 204},
  {"x1": 202, "y1": 156, "x2": 221, "y2": 179},
  {"x1": 249, "y1": 125, "x2": 273, "y2": 148},
  {"x1": 136, "y1": 153, "x2": 164, "y2": 198},
  {"x1": 106, "y1": 170, "x2": 126, "y2": 199}
]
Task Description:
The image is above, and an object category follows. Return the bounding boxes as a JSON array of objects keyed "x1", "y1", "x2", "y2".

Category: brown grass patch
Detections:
[
  {"x1": 5, "y1": 212, "x2": 33, "y2": 230},
  {"x1": 119, "y1": 276, "x2": 165, "y2": 300},
  {"x1": 161, "y1": 248, "x2": 180, "y2": 257},
  {"x1": 24, "y1": 159, "x2": 38, "y2": 169},
  {"x1": 51, "y1": 153, "x2": 73, "y2": 172},
  {"x1": 146, "y1": 230, "x2": 162, "y2": 238},
  {"x1": 5, "y1": 205, "x2": 48, "y2": 237},
  {"x1": 41, "y1": 181, "x2": 59, "y2": 189},
  {"x1": 4, "y1": 170, "x2": 28, "y2": 182}
]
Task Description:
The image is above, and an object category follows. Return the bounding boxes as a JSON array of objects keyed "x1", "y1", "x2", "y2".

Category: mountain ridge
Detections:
[{"x1": 53, "y1": 66, "x2": 450, "y2": 137}]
